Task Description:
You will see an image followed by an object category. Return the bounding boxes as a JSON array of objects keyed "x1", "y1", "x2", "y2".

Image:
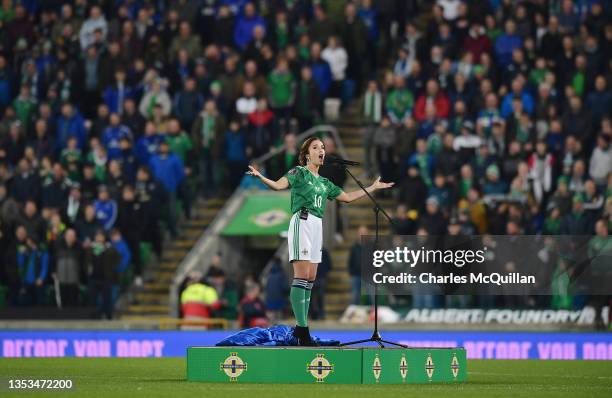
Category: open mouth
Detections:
[{"x1": 319, "y1": 154, "x2": 324, "y2": 162}]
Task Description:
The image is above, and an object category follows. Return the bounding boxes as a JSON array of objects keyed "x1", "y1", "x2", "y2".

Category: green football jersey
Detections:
[{"x1": 285, "y1": 166, "x2": 343, "y2": 218}]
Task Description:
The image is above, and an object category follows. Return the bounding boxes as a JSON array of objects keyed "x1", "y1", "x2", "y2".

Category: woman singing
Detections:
[{"x1": 246, "y1": 137, "x2": 394, "y2": 345}]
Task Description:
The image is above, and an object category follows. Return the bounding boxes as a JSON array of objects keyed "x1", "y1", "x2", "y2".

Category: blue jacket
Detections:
[
  {"x1": 103, "y1": 85, "x2": 134, "y2": 114},
  {"x1": 94, "y1": 199, "x2": 118, "y2": 230},
  {"x1": 56, "y1": 111, "x2": 87, "y2": 151},
  {"x1": 501, "y1": 90, "x2": 534, "y2": 118},
  {"x1": 311, "y1": 60, "x2": 332, "y2": 96},
  {"x1": 17, "y1": 249, "x2": 49, "y2": 285},
  {"x1": 0, "y1": 74, "x2": 12, "y2": 106},
  {"x1": 484, "y1": 180, "x2": 508, "y2": 195},
  {"x1": 135, "y1": 134, "x2": 166, "y2": 165},
  {"x1": 149, "y1": 153, "x2": 185, "y2": 193},
  {"x1": 103, "y1": 125, "x2": 133, "y2": 160},
  {"x1": 112, "y1": 238, "x2": 131, "y2": 274},
  {"x1": 358, "y1": 8, "x2": 379, "y2": 41},
  {"x1": 225, "y1": 130, "x2": 248, "y2": 163},
  {"x1": 586, "y1": 91, "x2": 612, "y2": 120},
  {"x1": 494, "y1": 34, "x2": 522, "y2": 67},
  {"x1": 234, "y1": 15, "x2": 265, "y2": 49}
]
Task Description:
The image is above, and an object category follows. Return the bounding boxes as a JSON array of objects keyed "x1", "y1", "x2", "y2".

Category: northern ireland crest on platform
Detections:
[
  {"x1": 220, "y1": 352, "x2": 247, "y2": 381},
  {"x1": 451, "y1": 353, "x2": 460, "y2": 379},
  {"x1": 399, "y1": 354, "x2": 408, "y2": 382},
  {"x1": 307, "y1": 354, "x2": 334, "y2": 383},
  {"x1": 425, "y1": 354, "x2": 435, "y2": 380},
  {"x1": 372, "y1": 354, "x2": 382, "y2": 382}
]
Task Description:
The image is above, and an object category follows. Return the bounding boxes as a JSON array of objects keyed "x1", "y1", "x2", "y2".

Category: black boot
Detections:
[{"x1": 293, "y1": 326, "x2": 318, "y2": 346}]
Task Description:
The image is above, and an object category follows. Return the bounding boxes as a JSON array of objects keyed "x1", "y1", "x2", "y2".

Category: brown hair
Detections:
[{"x1": 298, "y1": 137, "x2": 323, "y2": 166}]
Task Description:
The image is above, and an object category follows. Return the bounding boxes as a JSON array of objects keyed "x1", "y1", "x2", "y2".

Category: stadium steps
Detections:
[{"x1": 118, "y1": 198, "x2": 225, "y2": 318}]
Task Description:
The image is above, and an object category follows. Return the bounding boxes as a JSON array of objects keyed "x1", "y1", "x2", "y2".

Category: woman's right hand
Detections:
[{"x1": 246, "y1": 165, "x2": 262, "y2": 178}]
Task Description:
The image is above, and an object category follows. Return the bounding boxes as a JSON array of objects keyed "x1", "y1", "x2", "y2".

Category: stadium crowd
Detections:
[{"x1": 0, "y1": 0, "x2": 610, "y2": 321}]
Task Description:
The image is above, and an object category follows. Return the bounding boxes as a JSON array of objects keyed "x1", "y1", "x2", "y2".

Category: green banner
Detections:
[
  {"x1": 187, "y1": 347, "x2": 467, "y2": 384},
  {"x1": 221, "y1": 193, "x2": 291, "y2": 236}
]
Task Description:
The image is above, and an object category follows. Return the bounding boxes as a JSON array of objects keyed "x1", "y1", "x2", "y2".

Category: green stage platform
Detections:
[{"x1": 187, "y1": 346, "x2": 467, "y2": 384}]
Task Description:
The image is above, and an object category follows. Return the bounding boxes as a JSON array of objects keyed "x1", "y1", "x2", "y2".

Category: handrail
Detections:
[{"x1": 158, "y1": 317, "x2": 229, "y2": 330}]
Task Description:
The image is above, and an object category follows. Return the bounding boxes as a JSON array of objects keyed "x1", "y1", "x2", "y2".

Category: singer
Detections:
[{"x1": 246, "y1": 137, "x2": 394, "y2": 345}]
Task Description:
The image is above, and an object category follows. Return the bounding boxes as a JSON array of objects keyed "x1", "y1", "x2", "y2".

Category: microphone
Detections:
[{"x1": 325, "y1": 155, "x2": 361, "y2": 167}]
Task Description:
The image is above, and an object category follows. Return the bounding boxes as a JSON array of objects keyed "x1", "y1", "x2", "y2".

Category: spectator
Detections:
[
  {"x1": 116, "y1": 185, "x2": 143, "y2": 286},
  {"x1": 414, "y1": 79, "x2": 450, "y2": 122},
  {"x1": 247, "y1": 98, "x2": 275, "y2": 159},
  {"x1": 87, "y1": 230, "x2": 119, "y2": 319},
  {"x1": 419, "y1": 196, "x2": 447, "y2": 235},
  {"x1": 348, "y1": 226, "x2": 368, "y2": 305},
  {"x1": 392, "y1": 204, "x2": 417, "y2": 235},
  {"x1": 52, "y1": 228, "x2": 84, "y2": 307},
  {"x1": 169, "y1": 21, "x2": 201, "y2": 62},
  {"x1": 139, "y1": 78, "x2": 172, "y2": 119},
  {"x1": 135, "y1": 166, "x2": 165, "y2": 258},
  {"x1": 93, "y1": 185, "x2": 118, "y2": 231},
  {"x1": 173, "y1": 78, "x2": 203, "y2": 130},
  {"x1": 589, "y1": 135, "x2": 612, "y2": 187},
  {"x1": 192, "y1": 100, "x2": 226, "y2": 198},
  {"x1": 528, "y1": 141, "x2": 554, "y2": 204},
  {"x1": 17, "y1": 234, "x2": 49, "y2": 306},
  {"x1": 41, "y1": 163, "x2": 69, "y2": 212},
  {"x1": 233, "y1": 2, "x2": 265, "y2": 50},
  {"x1": 17, "y1": 200, "x2": 46, "y2": 244},
  {"x1": 56, "y1": 102, "x2": 87, "y2": 151},
  {"x1": 235, "y1": 81, "x2": 258, "y2": 119},
  {"x1": 79, "y1": 6, "x2": 107, "y2": 51},
  {"x1": 264, "y1": 257, "x2": 289, "y2": 322},
  {"x1": 495, "y1": 19, "x2": 522, "y2": 67},
  {"x1": 294, "y1": 66, "x2": 321, "y2": 131},
  {"x1": 4, "y1": 225, "x2": 29, "y2": 305},
  {"x1": 206, "y1": 263, "x2": 239, "y2": 320},
  {"x1": 180, "y1": 271, "x2": 220, "y2": 322},
  {"x1": 103, "y1": 69, "x2": 133, "y2": 115},
  {"x1": 135, "y1": 121, "x2": 165, "y2": 166},
  {"x1": 149, "y1": 141, "x2": 184, "y2": 239},
  {"x1": 10, "y1": 159, "x2": 39, "y2": 203},
  {"x1": 239, "y1": 282, "x2": 268, "y2": 328},
  {"x1": 386, "y1": 75, "x2": 414, "y2": 125},
  {"x1": 102, "y1": 113, "x2": 132, "y2": 160},
  {"x1": 309, "y1": 42, "x2": 332, "y2": 98},
  {"x1": 321, "y1": 36, "x2": 348, "y2": 99},
  {"x1": 267, "y1": 56, "x2": 295, "y2": 134},
  {"x1": 373, "y1": 116, "x2": 397, "y2": 185},
  {"x1": 224, "y1": 120, "x2": 248, "y2": 192}
]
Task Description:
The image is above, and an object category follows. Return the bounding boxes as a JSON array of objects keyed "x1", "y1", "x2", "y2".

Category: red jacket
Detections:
[
  {"x1": 248, "y1": 110, "x2": 274, "y2": 127},
  {"x1": 462, "y1": 35, "x2": 491, "y2": 64},
  {"x1": 413, "y1": 94, "x2": 450, "y2": 122}
]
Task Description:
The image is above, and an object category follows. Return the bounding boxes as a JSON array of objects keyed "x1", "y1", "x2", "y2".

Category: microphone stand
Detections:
[{"x1": 337, "y1": 165, "x2": 407, "y2": 348}]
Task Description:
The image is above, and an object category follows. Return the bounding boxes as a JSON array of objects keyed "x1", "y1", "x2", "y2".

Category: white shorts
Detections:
[{"x1": 287, "y1": 212, "x2": 322, "y2": 264}]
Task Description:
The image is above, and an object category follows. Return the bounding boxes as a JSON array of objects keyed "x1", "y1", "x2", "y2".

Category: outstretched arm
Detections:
[
  {"x1": 246, "y1": 165, "x2": 290, "y2": 191},
  {"x1": 336, "y1": 177, "x2": 394, "y2": 203}
]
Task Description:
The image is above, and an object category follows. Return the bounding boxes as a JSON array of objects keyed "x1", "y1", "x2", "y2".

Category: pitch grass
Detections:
[{"x1": 1, "y1": 358, "x2": 612, "y2": 398}]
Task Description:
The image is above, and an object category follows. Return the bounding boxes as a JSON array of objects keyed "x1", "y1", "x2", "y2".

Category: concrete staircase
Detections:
[
  {"x1": 324, "y1": 107, "x2": 396, "y2": 320},
  {"x1": 119, "y1": 199, "x2": 225, "y2": 320}
]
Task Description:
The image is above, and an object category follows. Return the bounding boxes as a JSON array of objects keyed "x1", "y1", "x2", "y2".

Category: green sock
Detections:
[
  {"x1": 304, "y1": 281, "x2": 314, "y2": 323},
  {"x1": 290, "y1": 279, "x2": 308, "y2": 327}
]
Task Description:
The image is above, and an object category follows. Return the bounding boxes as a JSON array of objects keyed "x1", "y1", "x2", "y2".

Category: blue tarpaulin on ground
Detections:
[{"x1": 215, "y1": 325, "x2": 340, "y2": 346}]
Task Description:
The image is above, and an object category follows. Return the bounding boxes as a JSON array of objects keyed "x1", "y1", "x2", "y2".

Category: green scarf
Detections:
[{"x1": 201, "y1": 114, "x2": 215, "y2": 149}]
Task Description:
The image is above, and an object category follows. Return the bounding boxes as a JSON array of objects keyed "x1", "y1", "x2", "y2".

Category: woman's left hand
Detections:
[{"x1": 370, "y1": 176, "x2": 394, "y2": 190}]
